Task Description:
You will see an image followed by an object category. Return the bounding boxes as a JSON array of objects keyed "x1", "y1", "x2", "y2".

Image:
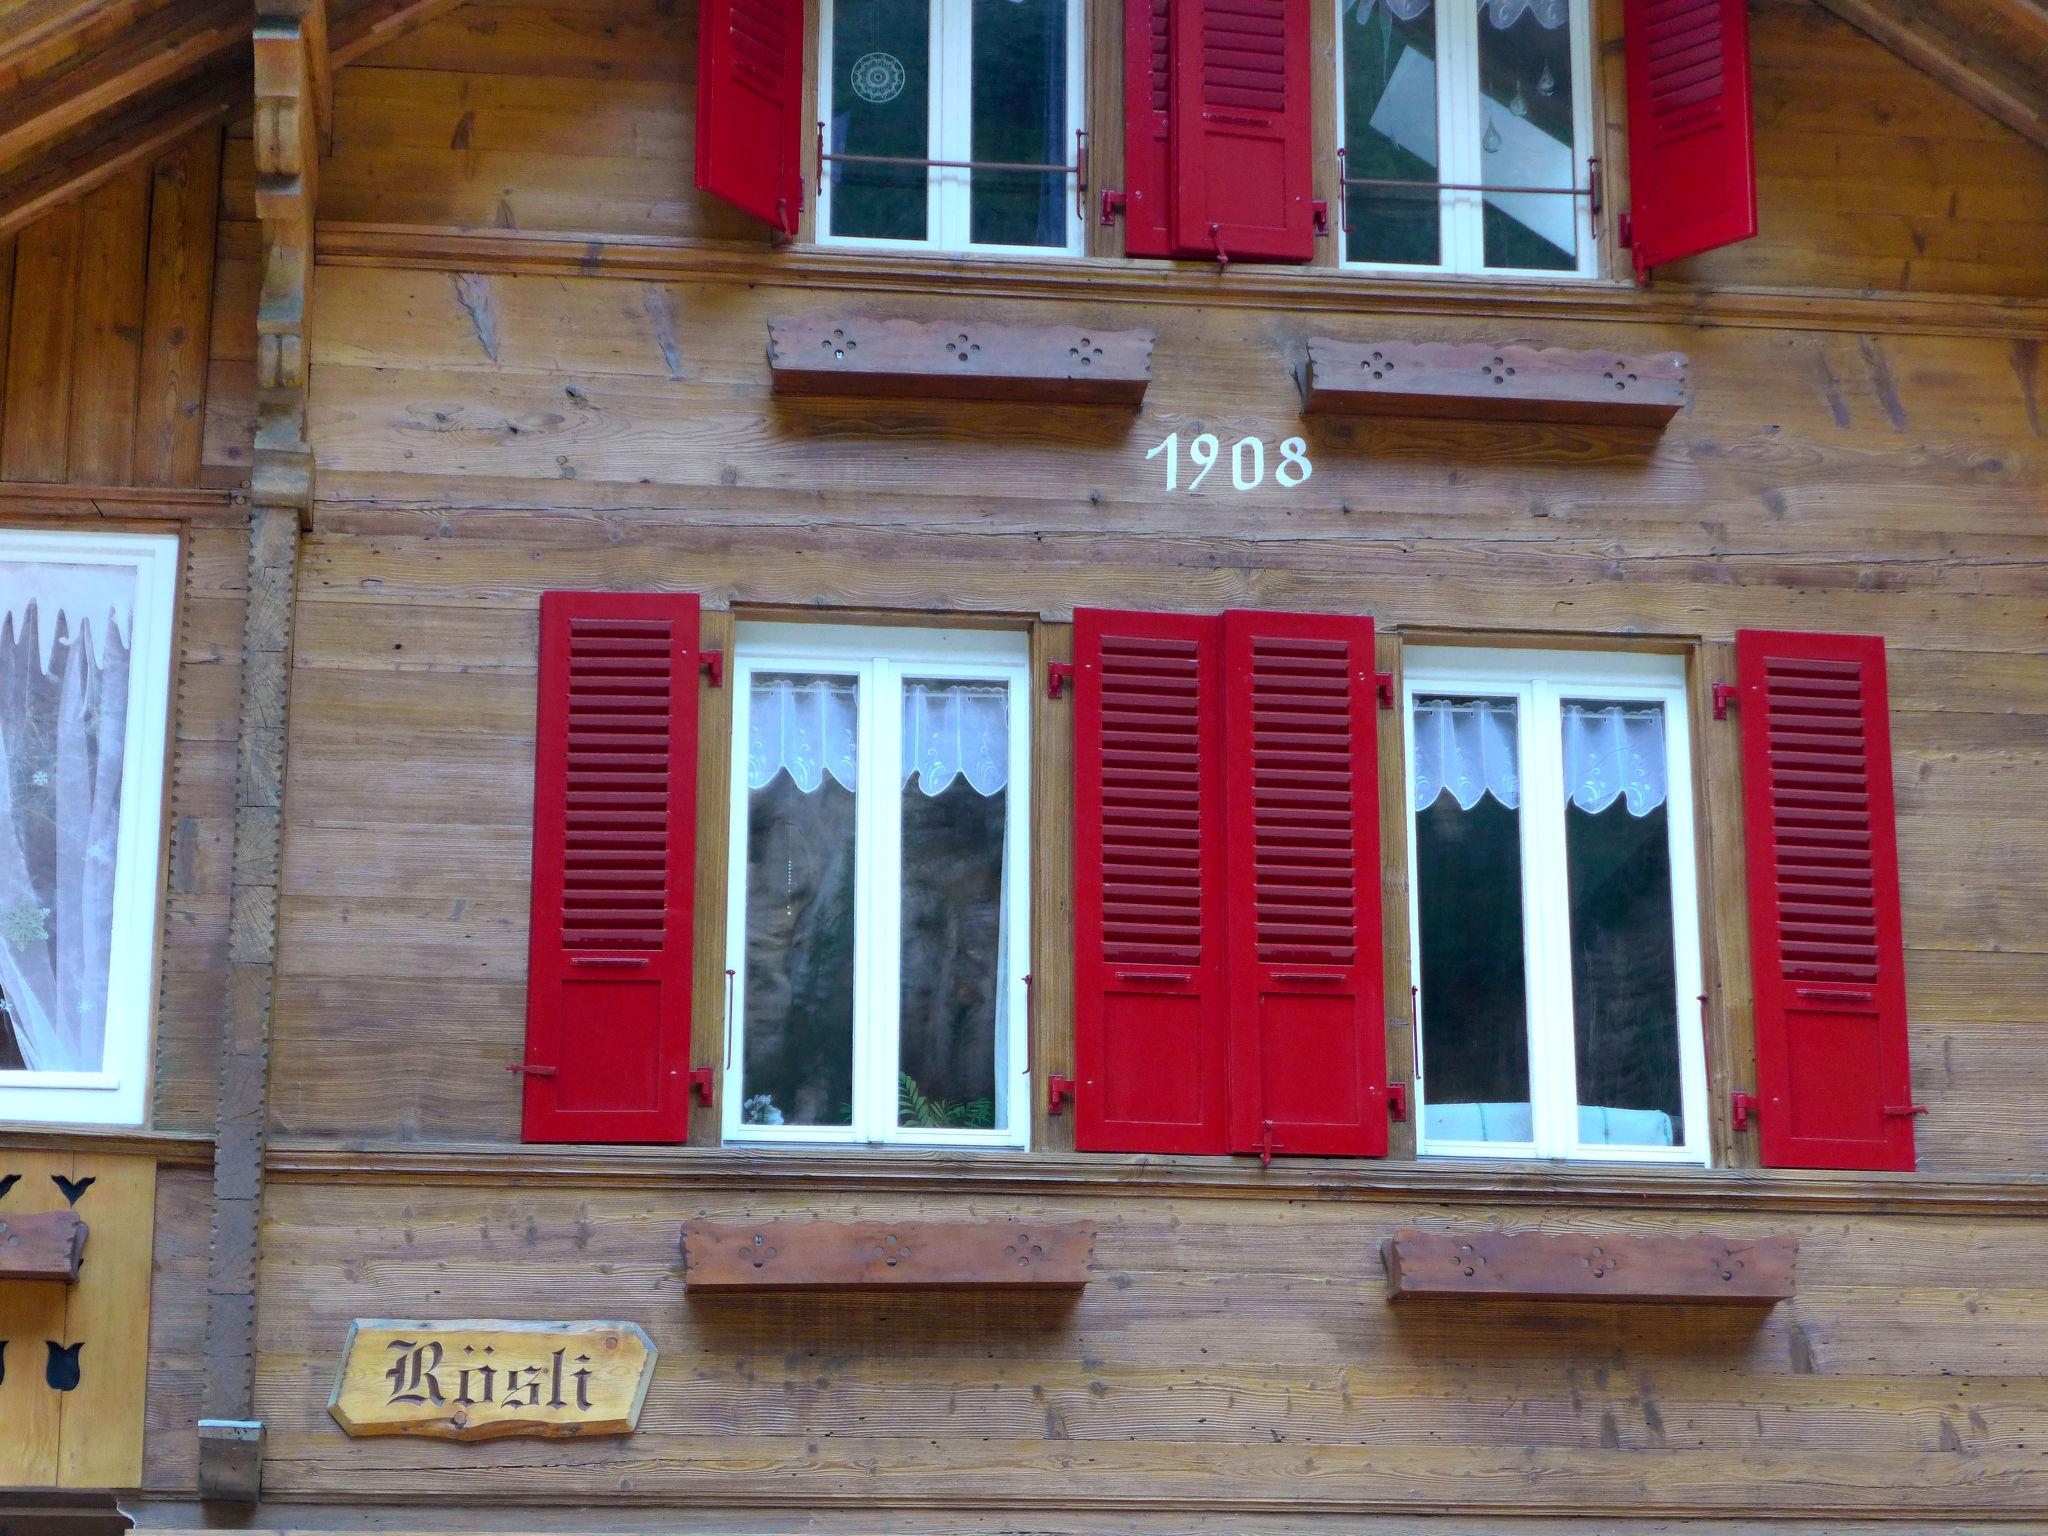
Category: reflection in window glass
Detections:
[
  {"x1": 1477, "y1": 0, "x2": 1576, "y2": 270},
  {"x1": 970, "y1": 0, "x2": 1069, "y2": 247},
  {"x1": 898, "y1": 680, "x2": 1010, "y2": 1128},
  {"x1": 1562, "y1": 700, "x2": 1683, "y2": 1147},
  {"x1": 1342, "y1": 0, "x2": 1440, "y2": 265},
  {"x1": 741, "y1": 674, "x2": 858, "y2": 1127},
  {"x1": 828, "y1": 0, "x2": 931, "y2": 241},
  {"x1": 1413, "y1": 696, "x2": 1531, "y2": 1143}
]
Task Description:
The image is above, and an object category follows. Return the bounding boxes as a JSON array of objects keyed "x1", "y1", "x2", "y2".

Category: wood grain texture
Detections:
[
  {"x1": 0, "y1": 1208, "x2": 88, "y2": 1280},
  {"x1": 682, "y1": 1219, "x2": 1095, "y2": 1291},
  {"x1": 1382, "y1": 1229, "x2": 1799, "y2": 1305},
  {"x1": 1300, "y1": 339, "x2": 1688, "y2": 428},
  {"x1": 768, "y1": 317, "x2": 1154, "y2": 407}
]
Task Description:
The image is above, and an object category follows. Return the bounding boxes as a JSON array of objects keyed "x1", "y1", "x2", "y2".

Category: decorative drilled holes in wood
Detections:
[
  {"x1": 1248, "y1": 635, "x2": 1357, "y2": 966},
  {"x1": 1760, "y1": 654, "x2": 1880, "y2": 984},
  {"x1": 561, "y1": 616, "x2": 674, "y2": 950},
  {"x1": 1099, "y1": 634, "x2": 1205, "y2": 968},
  {"x1": 767, "y1": 317, "x2": 1153, "y2": 406},
  {"x1": 681, "y1": 1219, "x2": 1096, "y2": 1291},
  {"x1": 1300, "y1": 339, "x2": 1688, "y2": 428},
  {"x1": 1382, "y1": 1229, "x2": 1799, "y2": 1305}
]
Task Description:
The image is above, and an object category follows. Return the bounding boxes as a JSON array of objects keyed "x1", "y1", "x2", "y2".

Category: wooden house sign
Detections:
[{"x1": 328, "y1": 1320, "x2": 656, "y2": 1441}]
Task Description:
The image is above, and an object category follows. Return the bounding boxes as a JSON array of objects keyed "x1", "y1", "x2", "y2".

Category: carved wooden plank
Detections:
[
  {"x1": 0, "y1": 1208, "x2": 87, "y2": 1281},
  {"x1": 768, "y1": 316, "x2": 1153, "y2": 406},
  {"x1": 1300, "y1": 339, "x2": 1689, "y2": 427},
  {"x1": 683, "y1": 1219, "x2": 1095, "y2": 1292},
  {"x1": 1383, "y1": 1229, "x2": 1798, "y2": 1305},
  {"x1": 328, "y1": 1320, "x2": 657, "y2": 1440}
]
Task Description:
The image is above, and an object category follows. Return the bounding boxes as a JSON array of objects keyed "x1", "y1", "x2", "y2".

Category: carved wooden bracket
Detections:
[
  {"x1": 1300, "y1": 339, "x2": 1688, "y2": 428},
  {"x1": 1383, "y1": 1229, "x2": 1797, "y2": 1305},
  {"x1": 768, "y1": 317, "x2": 1153, "y2": 406},
  {"x1": 0, "y1": 1209, "x2": 88, "y2": 1281},
  {"x1": 682, "y1": 1219, "x2": 1096, "y2": 1292}
]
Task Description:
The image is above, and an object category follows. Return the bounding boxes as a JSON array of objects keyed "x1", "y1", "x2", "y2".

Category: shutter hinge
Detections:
[
  {"x1": 1047, "y1": 1073, "x2": 1076, "y2": 1115},
  {"x1": 1387, "y1": 1082, "x2": 1408, "y2": 1122},
  {"x1": 1730, "y1": 1090, "x2": 1760, "y2": 1131},
  {"x1": 507, "y1": 1061, "x2": 557, "y2": 1078},
  {"x1": 1712, "y1": 681, "x2": 1739, "y2": 720},
  {"x1": 688, "y1": 1065, "x2": 716, "y2": 1106},
  {"x1": 1046, "y1": 660, "x2": 1076, "y2": 699},
  {"x1": 699, "y1": 648, "x2": 725, "y2": 687},
  {"x1": 1885, "y1": 1103, "x2": 1930, "y2": 1118},
  {"x1": 1312, "y1": 199, "x2": 1330, "y2": 237},
  {"x1": 1376, "y1": 671, "x2": 1396, "y2": 709},
  {"x1": 1099, "y1": 189, "x2": 1126, "y2": 226}
]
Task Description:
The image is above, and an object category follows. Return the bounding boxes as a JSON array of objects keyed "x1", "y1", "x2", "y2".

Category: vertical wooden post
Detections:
[{"x1": 199, "y1": 0, "x2": 323, "y2": 1504}]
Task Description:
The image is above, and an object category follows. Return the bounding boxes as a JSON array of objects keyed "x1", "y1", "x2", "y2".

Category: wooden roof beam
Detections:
[
  {"x1": 0, "y1": 0, "x2": 248, "y2": 176},
  {"x1": 329, "y1": 0, "x2": 477, "y2": 68},
  {"x1": 1813, "y1": 0, "x2": 2048, "y2": 149}
]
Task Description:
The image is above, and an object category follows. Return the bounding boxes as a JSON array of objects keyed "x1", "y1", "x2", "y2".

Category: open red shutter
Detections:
[
  {"x1": 1221, "y1": 611, "x2": 1386, "y2": 1158},
  {"x1": 1121, "y1": 0, "x2": 1175, "y2": 256},
  {"x1": 1072, "y1": 609, "x2": 1229, "y2": 1153},
  {"x1": 695, "y1": 0, "x2": 805, "y2": 235},
  {"x1": 1168, "y1": 0, "x2": 1314, "y2": 263},
  {"x1": 1736, "y1": 630, "x2": 1915, "y2": 1171},
  {"x1": 521, "y1": 592, "x2": 701, "y2": 1144},
  {"x1": 1622, "y1": 0, "x2": 1756, "y2": 278}
]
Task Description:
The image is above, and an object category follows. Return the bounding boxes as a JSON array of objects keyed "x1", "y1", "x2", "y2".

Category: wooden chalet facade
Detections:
[{"x1": 0, "y1": 0, "x2": 2046, "y2": 1531}]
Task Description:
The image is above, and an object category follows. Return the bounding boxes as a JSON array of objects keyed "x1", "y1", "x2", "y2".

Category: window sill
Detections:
[{"x1": 263, "y1": 1139, "x2": 2048, "y2": 1217}]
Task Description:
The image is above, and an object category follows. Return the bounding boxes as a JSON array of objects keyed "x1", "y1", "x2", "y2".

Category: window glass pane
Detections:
[
  {"x1": 1476, "y1": 0, "x2": 1576, "y2": 270},
  {"x1": 898, "y1": 680, "x2": 1010, "y2": 1130},
  {"x1": 828, "y1": 0, "x2": 931, "y2": 240},
  {"x1": 741, "y1": 674, "x2": 858, "y2": 1127},
  {"x1": 969, "y1": 0, "x2": 1069, "y2": 247},
  {"x1": 1562, "y1": 698, "x2": 1683, "y2": 1147},
  {"x1": 1342, "y1": 0, "x2": 1440, "y2": 265},
  {"x1": 0, "y1": 574, "x2": 135, "y2": 1074},
  {"x1": 1413, "y1": 695, "x2": 1531, "y2": 1142}
]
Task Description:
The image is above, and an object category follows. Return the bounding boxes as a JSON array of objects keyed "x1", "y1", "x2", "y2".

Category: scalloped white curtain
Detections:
[
  {"x1": 1412, "y1": 700, "x2": 1666, "y2": 816},
  {"x1": 1351, "y1": 0, "x2": 1567, "y2": 25},
  {"x1": 748, "y1": 678, "x2": 1010, "y2": 797}
]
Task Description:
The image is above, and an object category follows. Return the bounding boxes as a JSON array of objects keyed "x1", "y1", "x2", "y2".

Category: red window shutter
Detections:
[
  {"x1": 695, "y1": 0, "x2": 805, "y2": 235},
  {"x1": 1221, "y1": 611, "x2": 1386, "y2": 1158},
  {"x1": 1622, "y1": 0, "x2": 1757, "y2": 278},
  {"x1": 521, "y1": 592, "x2": 702, "y2": 1144},
  {"x1": 1735, "y1": 630, "x2": 1915, "y2": 1171},
  {"x1": 1072, "y1": 609, "x2": 1230, "y2": 1153},
  {"x1": 1167, "y1": 0, "x2": 1314, "y2": 262},
  {"x1": 1121, "y1": 0, "x2": 1175, "y2": 256}
]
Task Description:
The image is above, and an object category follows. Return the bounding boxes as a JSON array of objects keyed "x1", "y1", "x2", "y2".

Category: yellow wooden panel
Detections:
[
  {"x1": 0, "y1": 1152, "x2": 71, "y2": 1486},
  {"x1": 57, "y1": 1154, "x2": 157, "y2": 1487}
]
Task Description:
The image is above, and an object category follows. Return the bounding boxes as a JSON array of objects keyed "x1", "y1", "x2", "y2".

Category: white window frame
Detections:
[
  {"x1": 723, "y1": 622, "x2": 1032, "y2": 1149},
  {"x1": 1402, "y1": 647, "x2": 1707, "y2": 1164},
  {"x1": 816, "y1": 0, "x2": 1087, "y2": 257},
  {"x1": 0, "y1": 528, "x2": 178, "y2": 1128},
  {"x1": 1336, "y1": 0, "x2": 1599, "y2": 280}
]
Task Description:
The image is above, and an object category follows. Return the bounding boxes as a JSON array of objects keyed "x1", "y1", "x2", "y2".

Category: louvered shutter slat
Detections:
[
  {"x1": 1073, "y1": 610, "x2": 1230, "y2": 1152},
  {"x1": 1222, "y1": 611, "x2": 1387, "y2": 1157},
  {"x1": 1167, "y1": 0, "x2": 1314, "y2": 262},
  {"x1": 1622, "y1": 0, "x2": 1757, "y2": 277},
  {"x1": 521, "y1": 592, "x2": 701, "y2": 1144},
  {"x1": 1122, "y1": 0, "x2": 1176, "y2": 255},
  {"x1": 695, "y1": 0, "x2": 804, "y2": 234},
  {"x1": 1737, "y1": 629, "x2": 1915, "y2": 1170}
]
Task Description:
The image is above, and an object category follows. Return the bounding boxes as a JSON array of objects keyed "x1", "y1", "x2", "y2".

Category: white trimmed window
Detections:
[
  {"x1": 817, "y1": 0, "x2": 1085, "y2": 255},
  {"x1": 1338, "y1": 0, "x2": 1597, "y2": 277},
  {"x1": 723, "y1": 623, "x2": 1031, "y2": 1147},
  {"x1": 0, "y1": 529, "x2": 178, "y2": 1126},
  {"x1": 1402, "y1": 648, "x2": 1707, "y2": 1162}
]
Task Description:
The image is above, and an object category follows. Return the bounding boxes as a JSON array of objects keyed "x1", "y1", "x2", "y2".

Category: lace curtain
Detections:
[
  {"x1": 1352, "y1": 0, "x2": 1567, "y2": 26},
  {"x1": 1412, "y1": 700, "x2": 1667, "y2": 816},
  {"x1": 0, "y1": 573, "x2": 135, "y2": 1074},
  {"x1": 748, "y1": 678, "x2": 1010, "y2": 797}
]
